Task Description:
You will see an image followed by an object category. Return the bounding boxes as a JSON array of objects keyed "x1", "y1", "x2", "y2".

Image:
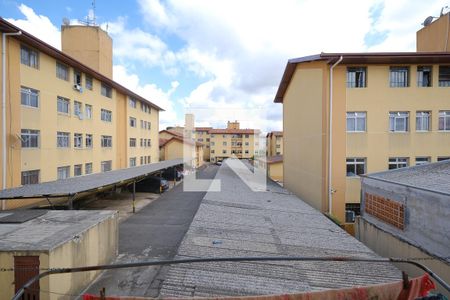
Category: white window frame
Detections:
[
  {"x1": 85, "y1": 163, "x2": 93, "y2": 174},
  {"x1": 388, "y1": 157, "x2": 409, "y2": 169},
  {"x1": 101, "y1": 109, "x2": 112, "y2": 122},
  {"x1": 130, "y1": 138, "x2": 136, "y2": 147},
  {"x1": 346, "y1": 112, "x2": 367, "y2": 132},
  {"x1": 129, "y1": 98, "x2": 137, "y2": 108},
  {"x1": 57, "y1": 166, "x2": 70, "y2": 180},
  {"x1": 101, "y1": 83, "x2": 112, "y2": 98},
  {"x1": 85, "y1": 104, "x2": 92, "y2": 119},
  {"x1": 417, "y1": 66, "x2": 432, "y2": 87},
  {"x1": 346, "y1": 158, "x2": 366, "y2": 177},
  {"x1": 101, "y1": 135, "x2": 112, "y2": 148},
  {"x1": 85, "y1": 76, "x2": 93, "y2": 90},
  {"x1": 438, "y1": 110, "x2": 450, "y2": 131},
  {"x1": 416, "y1": 111, "x2": 431, "y2": 132},
  {"x1": 129, "y1": 157, "x2": 136, "y2": 167},
  {"x1": 56, "y1": 62, "x2": 69, "y2": 81},
  {"x1": 129, "y1": 117, "x2": 136, "y2": 127},
  {"x1": 74, "y1": 133, "x2": 83, "y2": 148},
  {"x1": 415, "y1": 157, "x2": 430, "y2": 166},
  {"x1": 20, "y1": 45, "x2": 39, "y2": 68},
  {"x1": 21, "y1": 169, "x2": 40, "y2": 185},
  {"x1": 21, "y1": 129, "x2": 39, "y2": 148},
  {"x1": 101, "y1": 160, "x2": 112, "y2": 172},
  {"x1": 346, "y1": 67, "x2": 367, "y2": 88},
  {"x1": 74, "y1": 164, "x2": 82, "y2": 176},
  {"x1": 21, "y1": 87, "x2": 39, "y2": 108},
  {"x1": 86, "y1": 134, "x2": 93, "y2": 148},
  {"x1": 57, "y1": 96, "x2": 70, "y2": 114},
  {"x1": 389, "y1": 112, "x2": 409, "y2": 132},
  {"x1": 74, "y1": 101, "x2": 82, "y2": 117},
  {"x1": 57, "y1": 132, "x2": 70, "y2": 148},
  {"x1": 389, "y1": 66, "x2": 409, "y2": 87}
]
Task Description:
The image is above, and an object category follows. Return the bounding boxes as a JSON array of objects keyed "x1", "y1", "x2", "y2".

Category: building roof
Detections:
[
  {"x1": 195, "y1": 127, "x2": 213, "y2": 131},
  {"x1": 159, "y1": 136, "x2": 201, "y2": 148},
  {"x1": 0, "y1": 210, "x2": 117, "y2": 251},
  {"x1": 267, "y1": 154, "x2": 283, "y2": 164},
  {"x1": 0, "y1": 18, "x2": 164, "y2": 111},
  {"x1": 160, "y1": 129, "x2": 184, "y2": 138},
  {"x1": 274, "y1": 51, "x2": 450, "y2": 103},
  {"x1": 0, "y1": 159, "x2": 182, "y2": 200},
  {"x1": 160, "y1": 160, "x2": 401, "y2": 297},
  {"x1": 267, "y1": 131, "x2": 283, "y2": 138},
  {"x1": 363, "y1": 160, "x2": 450, "y2": 196},
  {"x1": 209, "y1": 129, "x2": 260, "y2": 134}
]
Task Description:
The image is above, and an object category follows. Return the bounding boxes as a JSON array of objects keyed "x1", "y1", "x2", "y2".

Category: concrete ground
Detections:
[{"x1": 83, "y1": 164, "x2": 219, "y2": 297}]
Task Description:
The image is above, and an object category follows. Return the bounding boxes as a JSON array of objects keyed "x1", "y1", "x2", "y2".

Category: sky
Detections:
[{"x1": 1, "y1": 0, "x2": 449, "y2": 132}]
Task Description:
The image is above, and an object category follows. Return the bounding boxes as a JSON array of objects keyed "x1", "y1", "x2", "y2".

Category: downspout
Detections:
[
  {"x1": 328, "y1": 55, "x2": 343, "y2": 215},
  {"x1": 2, "y1": 30, "x2": 22, "y2": 210}
]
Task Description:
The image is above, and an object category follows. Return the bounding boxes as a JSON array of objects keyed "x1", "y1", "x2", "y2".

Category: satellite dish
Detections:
[
  {"x1": 422, "y1": 16, "x2": 434, "y2": 26},
  {"x1": 62, "y1": 17, "x2": 70, "y2": 26}
]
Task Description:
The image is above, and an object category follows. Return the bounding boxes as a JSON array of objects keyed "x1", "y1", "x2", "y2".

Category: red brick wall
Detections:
[{"x1": 365, "y1": 193, "x2": 405, "y2": 230}]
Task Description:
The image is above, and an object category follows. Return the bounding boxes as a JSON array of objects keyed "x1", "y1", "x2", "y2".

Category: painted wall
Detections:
[
  {"x1": 268, "y1": 161, "x2": 283, "y2": 181},
  {"x1": 61, "y1": 25, "x2": 113, "y2": 79},
  {"x1": 283, "y1": 62, "x2": 327, "y2": 213},
  {"x1": 0, "y1": 212, "x2": 118, "y2": 300},
  {"x1": 356, "y1": 217, "x2": 450, "y2": 298},
  {"x1": 416, "y1": 13, "x2": 450, "y2": 52},
  {"x1": 209, "y1": 133, "x2": 256, "y2": 162}
]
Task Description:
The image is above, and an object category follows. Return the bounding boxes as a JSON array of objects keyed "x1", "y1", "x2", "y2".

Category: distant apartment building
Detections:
[
  {"x1": 274, "y1": 14, "x2": 450, "y2": 223},
  {"x1": 266, "y1": 131, "x2": 283, "y2": 156},
  {"x1": 159, "y1": 130, "x2": 204, "y2": 168},
  {"x1": 0, "y1": 19, "x2": 161, "y2": 209}
]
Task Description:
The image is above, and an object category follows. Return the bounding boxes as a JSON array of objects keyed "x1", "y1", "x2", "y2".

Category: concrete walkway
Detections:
[{"x1": 84, "y1": 164, "x2": 219, "y2": 297}]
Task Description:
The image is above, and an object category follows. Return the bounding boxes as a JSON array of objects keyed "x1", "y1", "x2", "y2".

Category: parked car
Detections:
[
  {"x1": 162, "y1": 167, "x2": 183, "y2": 181},
  {"x1": 215, "y1": 161, "x2": 222, "y2": 166},
  {"x1": 131, "y1": 176, "x2": 169, "y2": 193}
]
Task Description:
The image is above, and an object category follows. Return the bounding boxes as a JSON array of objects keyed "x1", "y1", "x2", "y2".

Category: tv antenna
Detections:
[{"x1": 87, "y1": 0, "x2": 97, "y2": 26}]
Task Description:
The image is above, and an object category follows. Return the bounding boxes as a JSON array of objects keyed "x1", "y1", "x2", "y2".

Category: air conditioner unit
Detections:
[{"x1": 73, "y1": 84, "x2": 82, "y2": 92}]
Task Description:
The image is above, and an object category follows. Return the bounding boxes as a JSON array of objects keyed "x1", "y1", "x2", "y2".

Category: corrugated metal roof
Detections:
[{"x1": 0, "y1": 159, "x2": 182, "y2": 199}]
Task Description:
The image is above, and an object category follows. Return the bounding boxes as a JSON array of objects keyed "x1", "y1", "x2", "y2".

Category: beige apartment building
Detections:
[
  {"x1": 159, "y1": 129, "x2": 203, "y2": 167},
  {"x1": 0, "y1": 19, "x2": 161, "y2": 209},
  {"x1": 266, "y1": 131, "x2": 283, "y2": 156},
  {"x1": 275, "y1": 15, "x2": 450, "y2": 223}
]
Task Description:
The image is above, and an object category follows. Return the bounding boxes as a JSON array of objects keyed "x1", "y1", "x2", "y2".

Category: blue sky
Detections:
[{"x1": 1, "y1": 0, "x2": 447, "y2": 131}]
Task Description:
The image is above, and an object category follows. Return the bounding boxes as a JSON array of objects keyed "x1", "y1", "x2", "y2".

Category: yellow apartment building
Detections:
[
  {"x1": 194, "y1": 127, "x2": 212, "y2": 161},
  {"x1": 159, "y1": 130, "x2": 203, "y2": 167},
  {"x1": 266, "y1": 131, "x2": 283, "y2": 156},
  {"x1": 274, "y1": 15, "x2": 450, "y2": 223},
  {"x1": 0, "y1": 19, "x2": 161, "y2": 209}
]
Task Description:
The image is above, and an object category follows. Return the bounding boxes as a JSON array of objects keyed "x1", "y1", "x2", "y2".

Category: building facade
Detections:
[
  {"x1": 0, "y1": 19, "x2": 161, "y2": 209},
  {"x1": 266, "y1": 131, "x2": 283, "y2": 157},
  {"x1": 159, "y1": 130, "x2": 204, "y2": 168},
  {"x1": 274, "y1": 15, "x2": 450, "y2": 223}
]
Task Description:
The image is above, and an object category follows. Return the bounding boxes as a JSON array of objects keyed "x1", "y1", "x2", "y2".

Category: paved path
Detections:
[{"x1": 84, "y1": 164, "x2": 219, "y2": 297}]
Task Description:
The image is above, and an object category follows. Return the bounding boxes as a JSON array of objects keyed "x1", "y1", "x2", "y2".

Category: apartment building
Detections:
[
  {"x1": 194, "y1": 127, "x2": 212, "y2": 161},
  {"x1": 266, "y1": 131, "x2": 283, "y2": 156},
  {"x1": 159, "y1": 130, "x2": 203, "y2": 167},
  {"x1": 274, "y1": 15, "x2": 450, "y2": 223},
  {"x1": 0, "y1": 19, "x2": 161, "y2": 206}
]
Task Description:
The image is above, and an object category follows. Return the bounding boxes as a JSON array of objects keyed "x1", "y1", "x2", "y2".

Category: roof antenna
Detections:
[{"x1": 87, "y1": 0, "x2": 96, "y2": 26}]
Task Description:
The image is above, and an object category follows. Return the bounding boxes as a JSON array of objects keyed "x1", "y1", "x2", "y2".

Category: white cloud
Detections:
[{"x1": 6, "y1": 4, "x2": 60, "y2": 49}]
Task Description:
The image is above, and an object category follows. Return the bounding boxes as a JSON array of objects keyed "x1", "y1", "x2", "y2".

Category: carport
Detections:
[{"x1": 0, "y1": 159, "x2": 183, "y2": 210}]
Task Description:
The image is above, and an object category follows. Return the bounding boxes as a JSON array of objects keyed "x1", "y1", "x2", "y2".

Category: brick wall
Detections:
[{"x1": 365, "y1": 193, "x2": 405, "y2": 230}]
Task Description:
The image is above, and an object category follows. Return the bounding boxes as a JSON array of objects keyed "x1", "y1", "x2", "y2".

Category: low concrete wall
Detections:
[{"x1": 356, "y1": 217, "x2": 450, "y2": 298}]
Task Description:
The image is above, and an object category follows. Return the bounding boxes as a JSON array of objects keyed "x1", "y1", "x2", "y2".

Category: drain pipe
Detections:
[
  {"x1": 328, "y1": 55, "x2": 343, "y2": 215},
  {"x1": 2, "y1": 30, "x2": 22, "y2": 210}
]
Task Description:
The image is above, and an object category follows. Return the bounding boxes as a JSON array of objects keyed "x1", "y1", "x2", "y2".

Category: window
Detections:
[
  {"x1": 222, "y1": 135, "x2": 227, "y2": 138},
  {"x1": 85, "y1": 76, "x2": 93, "y2": 90},
  {"x1": 347, "y1": 67, "x2": 366, "y2": 88},
  {"x1": 130, "y1": 157, "x2": 136, "y2": 167},
  {"x1": 438, "y1": 111, "x2": 450, "y2": 131},
  {"x1": 130, "y1": 138, "x2": 136, "y2": 147},
  {"x1": 147, "y1": 122, "x2": 151, "y2": 130},
  {"x1": 222, "y1": 150, "x2": 227, "y2": 154},
  {"x1": 21, "y1": 170, "x2": 40, "y2": 185},
  {"x1": 101, "y1": 109, "x2": 112, "y2": 122},
  {"x1": 74, "y1": 164, "x2": 82, "y2": 176},
  {"x1": 57, "y1": 132, "x2": 70, "y2": 148},
  {"x1": 57, "y1": 166, "x2": 70, "y2": 180},
  {"x1": 389, "y1": 157, "x2": 409, "y2": 170},
  {"x1": 140, "y1": 138, "x2": 143, "y2": 147},
  {"x1": 245, "y1": 150, "x2": 249, "y2": 154},
  {"x1": 211, "y1": 150, "x2": 215, "y2": 154},
  {"x1": 101, "y1": 161, "x2": 112, "y2": 172},
  {"x1": 74, "y1": 70, "x2": 82, "y2": 86},
  {"x1": 101, "y1": 135, "x2": 112, "y2": 148},
  {"x1": 245, "y1": 134, "x2": 249, "y2": 138},
  {"x1": 56, "y1": 62, "x2": 69, "y2": 81},
  {"x1": 415, "y1": 157, "x2": 430, "y2": 166},
  {"x1": 57, "y1": 96, "x2": 70, "y2": 114},
  {"x1": 346, "y1": 158, "x2": 366, "y2": 176},
  {"x1": 141, "y1": 102, "x2": 151, "y2": 113},
  {"x1": 20, "y1": 45, "x2": 39, "y2": 68},
  {"x1": 101, "y1": 83, "x2": 112, "y2": 98},
  {"x1": 389, "y1": 112, "x2": 409, "y2": 132},
  {"x1": 140, "y1": 120, "x2": 144, "y2": 129},
  {"x1": 211, "y1": 142, "x2": 215, "y2": 146},
  {"x1": 74, "y1": 101, "x2": 82, "y2": 116},
  {"x1": 147, "y1": 139, "x2": 151, "y2": 147},
  {"x1": 416, "y1": 111, "x2": 431, "y2": 131},
  {"x1": 223, "y1": 142, "x2": 227, "y2": 146},
  {"x1": 437, "y1": 157, "x2": 450, "y2": 161},
  {"x1": 148, "y1": 156, "x2": 151, "y2": 163},
  {"x1": 438, "y1": 66, "x2": 450, "y2": 87},
  {"x1": 85, "y1": 104, "x2": 92, "y2": 119},
  {"x1": 86, "y1": 134, "x2": 93, "y2": 148},
  {"x1": 140, "y1": 156, "x2": 144, "y2": 165},
  {"x1": 390, "y1": 67, "x2": 409, "y2": 87},
  {"x1": 346, "y1": 112, "x2": 366, "y2": 132},
  {"x1": 21, "y1": 87, "x2": 39, "y2": 108},
  {"x1": 206, "y1": 138, "x2": 210, "y2": 142},
  {"x1": 85, "y1": 163, "x2": 93, "y2": 174},
  {"x1": 74, "y1": 133, "x2": 83, "y2": 148},
  {"x1": 129, "y1": 98, "x2": 137, "y2": 108},
  {"x1": 129, "y1": 117, "x2": 136, "y2": 127},
  {"x1": 21, "y1": 129, "x2": 39, "y2": 148},
  {"x1": 417, "y1": 66, "x2": 432, "y2": 87}
]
